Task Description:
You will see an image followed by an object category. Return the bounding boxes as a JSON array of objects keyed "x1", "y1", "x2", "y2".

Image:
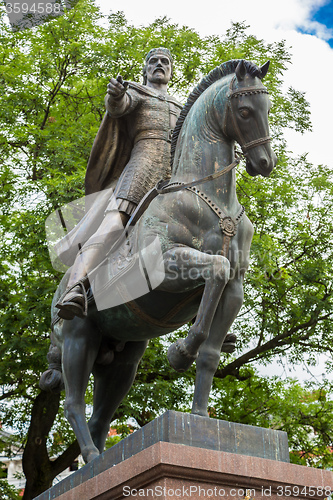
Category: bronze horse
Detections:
[{"x1": 40, "y1": 59, "x2": 277, "y2": 463}]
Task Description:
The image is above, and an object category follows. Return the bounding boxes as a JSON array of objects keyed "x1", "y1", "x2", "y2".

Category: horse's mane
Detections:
[{"x1": 171, "y1": 59, "x2": 262, "y2": 166}]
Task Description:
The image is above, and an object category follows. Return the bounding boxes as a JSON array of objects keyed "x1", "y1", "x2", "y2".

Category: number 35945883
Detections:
[{"x1": 5, "y1": 3, "x2": 62, "y2": 14}]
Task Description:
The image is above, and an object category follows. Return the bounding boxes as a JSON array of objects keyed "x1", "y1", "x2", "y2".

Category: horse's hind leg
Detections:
[
  {"x1": 192, "y1": 275, "x2": 244, "y2": 417},
  {"x1": 61, "y1": 317, "x2": 102, "y2": 463},
  {"x1": 89, "y1": 340, "x2": 148, "y2": 452},
  {"x1": 158, "y1": 247, "x2": 230, "y2": 372}
]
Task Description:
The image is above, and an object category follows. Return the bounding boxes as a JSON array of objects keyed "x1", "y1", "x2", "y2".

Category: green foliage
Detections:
[
  {"x1": 211, "y1": 370, "x2": 333, "y2": 468},
  {"x1": 0, "y1": 2, "x2": 332, "y2": 495},
  {"x1": 227, "y1": 155, "x2": 333, "y2": 369},
  {"x1": 115, "y1": 333, "x2": 195, "y2": 428},
  {"x1": 0, "y1": 480, "x2": 20, "y2": 500}
]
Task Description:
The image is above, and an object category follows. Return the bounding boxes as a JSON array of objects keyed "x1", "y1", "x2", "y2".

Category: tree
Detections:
[
  {"x1": 0, "y1": 2, "x2": 331, "y2": 498},
  {"x1": 0, "y1": 4, "x2": 213, "y2": 496}
]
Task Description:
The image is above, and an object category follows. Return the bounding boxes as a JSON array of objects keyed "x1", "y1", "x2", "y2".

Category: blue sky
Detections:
[
  {"x1": 300, "y1": 0, "x2": 333, "y2": 46},
  {"x1": 313, "y1": 0, "x2": 333, "y2": 29}
]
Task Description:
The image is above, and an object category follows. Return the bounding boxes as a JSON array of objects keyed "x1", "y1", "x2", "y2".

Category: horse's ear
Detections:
[
  {"x1": 259, "y1": 61, "x2": 270, "y2": 79},
  {"x1": 235, "y1": 60, "x2": 247, "y2": 81}
]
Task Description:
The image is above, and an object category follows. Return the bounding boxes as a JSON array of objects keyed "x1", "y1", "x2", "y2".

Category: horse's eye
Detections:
[{"x1": 239, "y1": 108, "x2": 250, "y2": 119}]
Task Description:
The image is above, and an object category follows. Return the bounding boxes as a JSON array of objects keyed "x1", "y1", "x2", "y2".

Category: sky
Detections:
[
  {"x1": 94, "y1": 0, "x2": 333, "y2": 382},
  {"x1": 95, "y1": 0, "x2": 333, "y2": 168}
]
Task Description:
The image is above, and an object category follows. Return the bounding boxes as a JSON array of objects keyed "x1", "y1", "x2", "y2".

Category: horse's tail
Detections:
[{"x1": 39, "y1": 336, "x2": 64, "y2": 393}]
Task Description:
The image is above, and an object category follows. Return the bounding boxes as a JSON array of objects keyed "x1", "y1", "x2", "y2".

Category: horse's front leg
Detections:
[
  {"x1": 158, "y1": 247, "x2": 230, "y2": 372},
  {"x1": 192, "y1": 274, "x2": 244, "y2": 417},
  {"x1": 61, "y1": 317, "x2": 102, "y2": 463}
]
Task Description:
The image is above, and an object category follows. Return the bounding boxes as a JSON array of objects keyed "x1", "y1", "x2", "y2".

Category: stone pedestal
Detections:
[{"x1": 35, "y1": 411, "x2": 333, "y2": 500}]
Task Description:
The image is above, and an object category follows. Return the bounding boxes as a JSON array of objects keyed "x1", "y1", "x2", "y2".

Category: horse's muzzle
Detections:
[{"x1": 246, "y1": 150, "x2": 277, "y2": 177}]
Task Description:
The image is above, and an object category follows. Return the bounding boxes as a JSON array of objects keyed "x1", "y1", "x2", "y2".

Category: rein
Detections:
[{"x1": 156, "y1": 155, "x2": 241, "y2": 195}]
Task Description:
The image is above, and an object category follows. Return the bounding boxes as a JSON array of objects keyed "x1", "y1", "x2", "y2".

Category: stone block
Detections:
[{"x1": 34, "y1": 411, "x2": 332, "y2": 500}]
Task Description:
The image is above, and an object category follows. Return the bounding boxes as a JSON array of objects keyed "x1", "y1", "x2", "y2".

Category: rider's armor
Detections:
[{"x1": 105, "y1": 83, "x2": 183, "y2": 215}]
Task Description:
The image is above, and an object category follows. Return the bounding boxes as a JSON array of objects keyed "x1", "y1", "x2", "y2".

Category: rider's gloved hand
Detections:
[{"x1": 107, "y1": 75, "x2": 128, "y2": 100}]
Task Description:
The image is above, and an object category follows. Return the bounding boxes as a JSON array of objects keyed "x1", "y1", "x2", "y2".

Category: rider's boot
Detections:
[
  {"x1": 56, "y1": 210, "x2": 130, "y2": 320},
  {"x1": 56, "y1": 244, "x2": 103, "y2": 320},
  {"x1": 56, "y1": 283, "x2": 87, "y2": 320}
]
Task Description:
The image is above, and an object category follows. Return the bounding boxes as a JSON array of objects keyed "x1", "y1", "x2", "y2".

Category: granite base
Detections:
[{"x1": 34, "y1": 411, "x2": 332, "y2": 500}]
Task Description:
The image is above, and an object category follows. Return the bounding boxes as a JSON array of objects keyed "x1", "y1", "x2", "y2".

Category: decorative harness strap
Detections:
[
  {"x1": 187, "y1": 186, "x2": 245, "y2": 257},
  {"x1": 164, "y1": 182, "x2": 245, "y2": 257}
]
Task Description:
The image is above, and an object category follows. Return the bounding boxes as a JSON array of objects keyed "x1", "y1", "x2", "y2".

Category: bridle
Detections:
[
  {"x1": 157, "y1": 76, "x2": 272, "y2": 197},
  {"x1": 222, "y1": 75, "x2": 272, "y2": 156}
]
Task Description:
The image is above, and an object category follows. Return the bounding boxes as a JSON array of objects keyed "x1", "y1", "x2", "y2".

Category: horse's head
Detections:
[{"x1": 222, "y1": 60, "x2": 277, "y2": 177}]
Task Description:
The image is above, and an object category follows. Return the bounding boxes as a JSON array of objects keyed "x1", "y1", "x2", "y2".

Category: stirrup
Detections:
[{"x1": 55, "y1": 281, "x2": 88, "y2": 320}]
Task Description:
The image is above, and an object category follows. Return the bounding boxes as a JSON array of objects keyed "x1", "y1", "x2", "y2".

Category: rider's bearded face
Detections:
[{"x1": 146, "y1": 55, "x2": 172, "y2": 85}]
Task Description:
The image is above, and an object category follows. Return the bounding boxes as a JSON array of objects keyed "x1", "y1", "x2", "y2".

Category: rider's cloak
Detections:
[{"x1": 84, "y1": 110, "x2": 131, "y2": 197}]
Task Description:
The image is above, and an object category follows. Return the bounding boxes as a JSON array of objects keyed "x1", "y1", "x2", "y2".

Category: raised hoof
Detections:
[
  {"x1": 82, "y1": 446, "x2": 100, "y2": 464},
  {"x1": 167, "y1": 339, "x2": 198, "y2": 372},
  {"x1": 221, "y1": 333, "x2": 237, "y2": 353}
]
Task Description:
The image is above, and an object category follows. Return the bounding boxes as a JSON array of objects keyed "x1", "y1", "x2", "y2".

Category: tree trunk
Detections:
[{"x1": 22, "y1": 390, "x2": 80, "y2": 500}]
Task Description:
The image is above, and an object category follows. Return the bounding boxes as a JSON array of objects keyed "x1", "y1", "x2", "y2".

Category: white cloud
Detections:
[
  {"x1": 278, "y1": 29, "x2": 333, "y2": 165},
  {"x1": 98, "y1": 0, "x2": 328, "y2": 38},
  {"x1": 302, "y1": 19, "x2": 333, "y2": 41}
]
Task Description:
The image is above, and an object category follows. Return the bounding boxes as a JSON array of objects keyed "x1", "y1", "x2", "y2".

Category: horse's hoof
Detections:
[
  {"x1": 191, "y1": 409, "x2": 209, "y2": 418},
  {"x1": 82, "y1": 446, "x2": 100, "y2": 463},
  {"x1": 221, "y1": 333, "x2": 237, "y2": 353},
  {"x1": 167, "y1": 339, "x2": 198, "y2": 372}
]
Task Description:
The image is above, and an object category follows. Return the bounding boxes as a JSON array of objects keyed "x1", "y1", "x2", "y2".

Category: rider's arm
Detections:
[{"x1": 105, "y1": 77, "x2": 140, "y2": 118}]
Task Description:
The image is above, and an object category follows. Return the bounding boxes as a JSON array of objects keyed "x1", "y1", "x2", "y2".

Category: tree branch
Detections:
[
  {"x1": 51, "y1": 440, "x2": 80, "y2": 478},
  {"x1": 216, "y1": 310, "x2": 332, "y2": 379}
]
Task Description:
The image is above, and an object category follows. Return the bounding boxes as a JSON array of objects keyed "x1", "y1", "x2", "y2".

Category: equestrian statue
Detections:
[{"x1": 40, "y1": 54, "x2": 277, "y2": 464}]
